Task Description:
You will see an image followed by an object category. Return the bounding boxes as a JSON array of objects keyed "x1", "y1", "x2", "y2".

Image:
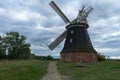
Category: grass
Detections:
[
  {"x1": 0, "y1": 60, "x2": 49, "y2": 80},
  {"x1": 57, "y1": 60, "x2": 120, "y2": 80}
]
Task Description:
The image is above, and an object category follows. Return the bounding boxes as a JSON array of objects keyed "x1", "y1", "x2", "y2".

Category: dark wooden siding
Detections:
[{"x1": 61, "y1": 25, "x2": 96, "y2": 53}]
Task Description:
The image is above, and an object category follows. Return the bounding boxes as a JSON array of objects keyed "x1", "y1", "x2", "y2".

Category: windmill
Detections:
[{"x1": 48, "y1": 1, "x2": 97, "y2": 62}]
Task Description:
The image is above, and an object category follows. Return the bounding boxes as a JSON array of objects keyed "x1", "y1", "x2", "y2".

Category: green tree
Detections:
[
  {"x1": 0, "y1": 32, "x2": 31, "y2": 60},
  {"x1": 0, "y1": 35, "x2": 7, "y2": 60},
  {"x1": 46, "y1": 55, "x2": 53, "y2": 60},
  {"x1": 97, "y1": 53, "x2": 106, "y2": 61}
]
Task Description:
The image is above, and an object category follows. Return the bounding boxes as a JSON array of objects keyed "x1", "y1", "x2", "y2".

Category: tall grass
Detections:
[
  {"x1": 0, "y1": 60, "x2": 48, "y2": 80},
  {"x1": 57, "y1": 60, "x2": 120, "y2": 80}
]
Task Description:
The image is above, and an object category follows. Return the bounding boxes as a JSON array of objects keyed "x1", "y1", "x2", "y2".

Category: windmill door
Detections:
[{"x1": 65, "y1": 53, "x2": 72, "y2": 61}]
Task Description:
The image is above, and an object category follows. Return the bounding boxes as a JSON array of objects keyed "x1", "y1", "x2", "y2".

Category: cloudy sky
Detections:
[{"x1": 0, "y1": 0, "x2": 120, "y2": 58}]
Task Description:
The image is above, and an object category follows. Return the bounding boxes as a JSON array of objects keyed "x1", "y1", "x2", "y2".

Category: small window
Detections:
[{"x1": 70, "y1": 30, "x2": 74, "y2": 34}]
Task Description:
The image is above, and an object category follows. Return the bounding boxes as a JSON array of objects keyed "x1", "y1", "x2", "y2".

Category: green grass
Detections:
[
  {"x1": 0, "y1": 60, "x2": 49, "y2": 80},
  {"x1": 57, "y1": 60, "x2": 120, "y2": 80}
]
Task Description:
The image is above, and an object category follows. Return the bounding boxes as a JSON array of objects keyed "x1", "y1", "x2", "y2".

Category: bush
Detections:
[
  {"x1": 46, "y1": 55, "x2": 53, "y2": 60},
  {"x1": 30, "y1": 54, "x2": 46, "y2": 60},
  {"x1": 30, "y1": 54, "x2": 54, "y2": 60},
  {"x1": 97, "y1": 53, "x2": 106, "y2": 61}
]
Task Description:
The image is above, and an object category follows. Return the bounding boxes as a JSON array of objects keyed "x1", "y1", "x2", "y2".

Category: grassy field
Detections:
[
  {"x1": 57, "y1": 60, "x2": 120, "y2": 80},
  {"x1": 0, "y1": 60, "x2": 48, "y2": 80}
]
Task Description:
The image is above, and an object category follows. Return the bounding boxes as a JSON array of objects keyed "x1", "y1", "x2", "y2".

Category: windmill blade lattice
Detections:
[
  {"x1": 48, "y1": 30, "x2": 67, "y2": 50},
  {"x1": 49, "y1": 1, "x2": 70, "y2": 24},
  {"x1": 85, "y1": 6, "x2": 93, "y2": 17}
]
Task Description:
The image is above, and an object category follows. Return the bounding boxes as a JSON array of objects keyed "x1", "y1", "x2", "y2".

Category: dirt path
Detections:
[{"x1": 41, "y1": 61, "x2": 68, "y2": 80}]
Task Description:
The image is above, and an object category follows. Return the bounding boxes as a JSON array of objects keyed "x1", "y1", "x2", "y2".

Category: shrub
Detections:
[
  {"x1": 46, "y1": 55, "x2": 53, "y2": 60},
  {"x1": 97, "y1": 53, "x2": 106, "y2": 61}
]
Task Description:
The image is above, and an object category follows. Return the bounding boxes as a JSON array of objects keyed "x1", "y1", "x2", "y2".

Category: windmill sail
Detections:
[
  {"x1": 85, "y1": 6, "x2": 93, "y2": 17},
  {"x1": 48, "y1": 30, "x2": 67, "y2": 50},
  {"x1": 49, "y1": 1, "x2": 70, "y2": 24}
]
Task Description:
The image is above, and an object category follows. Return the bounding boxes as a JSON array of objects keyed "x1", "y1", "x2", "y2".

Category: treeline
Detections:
[
  {"x1": 30, "y1": 54, "x2": 58, "y2": 60},
  {"x1": 0, "y1": 32, "x2": 31, "y2": 60}
]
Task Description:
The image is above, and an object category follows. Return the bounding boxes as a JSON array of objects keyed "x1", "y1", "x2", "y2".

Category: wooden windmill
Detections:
[{"x1": 48, "y1": 1, "x2": 97, "y2": 62}]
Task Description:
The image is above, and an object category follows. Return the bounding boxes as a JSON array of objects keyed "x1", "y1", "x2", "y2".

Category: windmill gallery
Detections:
[{"x1": 48, "y1": 1, "x2": 98, "y2": 63}]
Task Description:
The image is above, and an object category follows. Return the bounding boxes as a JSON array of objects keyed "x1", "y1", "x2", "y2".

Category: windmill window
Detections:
[
  {"x1": 70, "y1": 30, "x2": 74, "y2": 34},
  {"x1": 70, "y1": 39, "x2": 73, "y2": 43}
]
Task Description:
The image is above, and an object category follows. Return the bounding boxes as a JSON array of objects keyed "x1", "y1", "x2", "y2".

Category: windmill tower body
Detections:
[
  {"x1": 60, "y1": 24, "x2": 97, "y2": 62},
  {"x1": 48, "y1": 1, "x2": 98, "y2": 63}
]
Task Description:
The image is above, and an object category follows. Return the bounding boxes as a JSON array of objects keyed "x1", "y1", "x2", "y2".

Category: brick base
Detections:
[{"x1": 60, "y1": 52, "x2": 98, "y2": 63}]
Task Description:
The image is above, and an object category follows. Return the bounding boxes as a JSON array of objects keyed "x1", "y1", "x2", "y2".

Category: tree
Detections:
[
  {"x1": 97, "y1": 53, "x2": 106, "y2": 61},
  {"x1": 0, "y1": 36, "x2": 6, "y2": 60},
  {"x1": 0, "y1": 32, "x2": 31, "y2": 60},
  {"x1": 46, "y1": 55, "x2": 53, "y2": 60}
]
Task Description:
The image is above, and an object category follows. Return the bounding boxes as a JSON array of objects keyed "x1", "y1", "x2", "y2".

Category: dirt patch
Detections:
[{"x1": 41, "y1": 61, "x2": 68, "y2": 80}]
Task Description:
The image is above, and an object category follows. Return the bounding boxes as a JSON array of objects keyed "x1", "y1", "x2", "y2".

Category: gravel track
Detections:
[{"x1": 41, "y1": 61, "x2": 68, "y2": 80}]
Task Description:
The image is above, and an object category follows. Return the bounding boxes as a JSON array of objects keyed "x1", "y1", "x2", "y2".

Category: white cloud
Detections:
[
  {"x1": 95, "y1": 47, "x2": 120, "y2": 56},
  {"x1": 8, "y1": 9, "x2": 46, "y2": 22},
  {"x1": 0, "y1": 0, "x2": 120, "y2": 57},
  {"x1": 97, "y1": 0, "x2": 120, "y2": 7},
  {"x1": 0, "y1": 8, "x2": 6, "y2": 15},
  {"x1": 110, "y1": 56, "x2": 120, "y2": 59},
  {"x1": 9, "y1": 10, "x2": 29, "y2": 21}
]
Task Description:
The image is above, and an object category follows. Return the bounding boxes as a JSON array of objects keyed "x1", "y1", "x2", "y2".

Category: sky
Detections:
[{"x1": 0, "y1": 0, "x2": 120, "y2": 58}]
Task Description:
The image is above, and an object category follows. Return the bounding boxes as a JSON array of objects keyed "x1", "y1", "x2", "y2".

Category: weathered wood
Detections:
[{"x1": 48, "y1": 30, "x2": 67, "y2": 50}]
